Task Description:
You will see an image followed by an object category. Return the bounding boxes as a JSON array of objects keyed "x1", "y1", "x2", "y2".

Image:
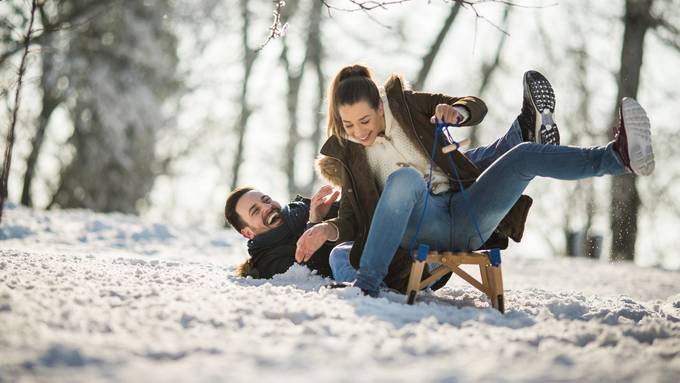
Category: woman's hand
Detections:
[
  {"x1": 430, "y1": 104, "x2": 465, "y2": 125},
  {"x1": 309, "y1": 185, "x2": 340, "y2": 223},
  {"x1": 295, "y1": 223, "x2": 338, "y2": 263}
]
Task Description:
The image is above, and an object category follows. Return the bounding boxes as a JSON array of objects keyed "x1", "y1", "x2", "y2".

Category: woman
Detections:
[{"x1": 296, "y1": 64, "x2": 654, "y2": 297}]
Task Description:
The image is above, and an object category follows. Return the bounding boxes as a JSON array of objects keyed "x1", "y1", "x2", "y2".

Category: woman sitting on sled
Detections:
[{"x1": 298, "y1": 64, "x2": 654, "y2": 297}]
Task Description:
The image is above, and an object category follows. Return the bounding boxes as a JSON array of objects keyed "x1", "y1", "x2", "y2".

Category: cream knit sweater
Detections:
[{"x1": 365, "y1": 87, "x2": 458, "y2": 194}]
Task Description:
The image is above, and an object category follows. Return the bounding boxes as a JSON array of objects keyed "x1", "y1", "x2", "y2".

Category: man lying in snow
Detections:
[
  {"x1": 225, "y1": 185, "x2": 340, "y2": 279},
  {"x1": 225, "y1": 183, "x2": 435, "y2": 292}
]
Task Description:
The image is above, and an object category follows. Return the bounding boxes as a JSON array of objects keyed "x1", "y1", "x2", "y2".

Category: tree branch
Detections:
[
  {"x1": 257, "y1": 0, "x2": 289, "y2": 51},
  {"x1": 256, "y1": 0, "x2": 554, "y2": 49},
  {"x1": 651, "y1": 15, "x2": 680, "y2": 52},
  {"x1": 0, "y1": 0, "x2": 121, "y2": 68}
]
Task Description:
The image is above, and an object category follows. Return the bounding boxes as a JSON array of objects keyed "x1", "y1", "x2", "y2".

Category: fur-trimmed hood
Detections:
[{"x1": 315, "y1": 155, "x2": 343, "y2": 187}]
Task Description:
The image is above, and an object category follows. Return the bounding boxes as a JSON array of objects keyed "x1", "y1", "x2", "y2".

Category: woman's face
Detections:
[{"x1": 338, "y1": 100, "x2": 385, "y2": 147}]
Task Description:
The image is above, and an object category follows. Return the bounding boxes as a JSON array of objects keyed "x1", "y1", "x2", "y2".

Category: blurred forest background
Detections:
[{"x1": 1, "y1": 0, "x2": 679, "y2": 268}]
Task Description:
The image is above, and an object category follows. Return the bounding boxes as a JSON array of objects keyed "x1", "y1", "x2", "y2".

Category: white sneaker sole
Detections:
[{"x1": 621, "y1": 98, "x2": 655, "y2": 176}]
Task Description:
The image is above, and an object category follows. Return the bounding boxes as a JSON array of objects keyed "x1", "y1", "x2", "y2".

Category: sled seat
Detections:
[{"x1": 405, "y1": 249, "x2": 505, "y2": 313}]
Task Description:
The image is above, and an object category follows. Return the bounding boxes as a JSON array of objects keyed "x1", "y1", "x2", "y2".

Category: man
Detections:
[
  {"x1": 225, "y1": 185, "x2": 341, "y2": 279},
  {"x1": 226, "y1": 183, "x2": 431, "y2": 291}
]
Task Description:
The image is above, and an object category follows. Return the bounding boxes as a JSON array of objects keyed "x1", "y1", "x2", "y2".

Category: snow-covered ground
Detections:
[{"x1": 1, "y1": 202, "x2": 679, "y2": 382}]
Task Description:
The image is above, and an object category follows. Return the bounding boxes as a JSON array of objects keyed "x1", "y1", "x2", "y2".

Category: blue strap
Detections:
[
  {"x1": 437, "y1": 118, "x2": 486, "y2": 248},
  {"x1": 406, "y1": 121, "x2": 443, "y2": 256},
  {"x1": 488, "y1": 248, "x2": 502, "y2": 266},
  {"x1": 417, "y1": 244, "x2": 430, "y2": 262},
  {"x1": 409, "y1": 117, "x2": 500, "y2": 265}
]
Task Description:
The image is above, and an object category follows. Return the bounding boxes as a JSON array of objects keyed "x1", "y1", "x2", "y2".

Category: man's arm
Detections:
[{"x1": 250, "y1": 246, "x2": 296, "y2": 279}]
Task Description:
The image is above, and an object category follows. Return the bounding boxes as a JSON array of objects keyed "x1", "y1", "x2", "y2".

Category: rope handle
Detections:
[{"x1": 409, "y1": 117, "x2": 487, "y2": 258}]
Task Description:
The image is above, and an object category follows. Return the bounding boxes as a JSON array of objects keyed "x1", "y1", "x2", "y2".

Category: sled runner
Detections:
[{"x1": 405, "y1": 246, "x2": 505, "y2": 313}]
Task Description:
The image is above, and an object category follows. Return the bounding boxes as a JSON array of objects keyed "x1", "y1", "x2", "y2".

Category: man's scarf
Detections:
[{"x1": 247, "y1": 200, "x2": 310, "y2": 251}]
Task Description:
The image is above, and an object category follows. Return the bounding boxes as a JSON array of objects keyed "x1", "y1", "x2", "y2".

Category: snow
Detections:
[{"x1": 1, "y1": 202, "x2": 679, "y2": 382}]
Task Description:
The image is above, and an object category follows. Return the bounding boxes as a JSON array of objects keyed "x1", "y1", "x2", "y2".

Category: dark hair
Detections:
[
  {"x1": 327, "y1": 64, "x2": 381, "y2": 142},
  {"x1": 224, "y1": 186, "x2": 255, "y2": 231}
]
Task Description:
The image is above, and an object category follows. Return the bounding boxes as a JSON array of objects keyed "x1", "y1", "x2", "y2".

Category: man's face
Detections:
[{"x1": 234, "y1": 190, "x2": 283, "y2": 239}]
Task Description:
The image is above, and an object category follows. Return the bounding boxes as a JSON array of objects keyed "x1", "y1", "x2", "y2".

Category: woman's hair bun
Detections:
[{"x1": 339, "y1": 64, "x2": 371, "y2": 82}]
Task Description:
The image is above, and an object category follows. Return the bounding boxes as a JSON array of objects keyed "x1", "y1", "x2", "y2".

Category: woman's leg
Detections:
[
  {"x1": 462, "y1": 120, "x2": 525, "y2": 170},
  {"x1": 450, "y1": 141, "x2": 627, "y2": 250},
  {"x1": 329, "y1": 242, "x2": 356, "y2": 282},
  {"x1": 331, "y1": 240, "x2": 442, "y2": 286},
  {"x1": 354, "y1": 167, "x2": 444, "y2": 296}
]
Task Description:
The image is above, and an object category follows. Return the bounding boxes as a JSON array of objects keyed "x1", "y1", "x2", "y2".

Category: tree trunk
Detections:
[
  {"x1": 413, "y1": 3, "x2": 461, "y2": 90},
  {"x1": 21, "y1": 41, "x2": 59, "y2": 207},
  {"x1": 229, "y1": 0, "x2": 256, "y2": 191},
  {"x1": 281, "y1": 38, "x2": 304, "y2": 196},
  {"x1": 468, "y1": 4, "x2": 511, "y2": 147},
  {"x1": 281, "y1": 0, "x2": 322, "y2": 197},
  {"x1": 1, "y1": 0, "x2": 37, "y2": 223},
  {"x1": 303, "y1": 0, "x2": 324, "y2": 197},
  {"x1": 610, "y1": 0, "x2": 653, "y2": 262}
]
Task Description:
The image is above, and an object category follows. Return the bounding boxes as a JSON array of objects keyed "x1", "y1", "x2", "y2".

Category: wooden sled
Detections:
[{"x1": 405, "y1": 249, "x2": 505, "y2": 313}]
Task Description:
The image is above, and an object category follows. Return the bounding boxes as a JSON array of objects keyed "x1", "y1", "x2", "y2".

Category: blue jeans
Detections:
[
  {"x1": 329, "y1": 124, "x2": 525, "y2": 284},
  {"x1": 355, "y1": 120, "x2": 627, "y2": 295},
  {"x1": 329, "y1": 242, "x2": 356, "y2": 282},
  {"x1": 462, "y1": 122, "x2": 524, "y2": 170},
  {"x1": 329, "y1": 241, "x2": 445, "y2": 286}
]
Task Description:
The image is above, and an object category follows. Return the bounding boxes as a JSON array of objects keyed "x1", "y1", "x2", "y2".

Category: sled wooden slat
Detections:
[
  {"x1": 450, "y1": 265, "x2": 487, "y2": 293},
  {"x1": 406, "y1": 250, "x2": 505, "y2": 313},
  {"x1": 418, "y1": 266, "x2": 450, "y2": 288}
]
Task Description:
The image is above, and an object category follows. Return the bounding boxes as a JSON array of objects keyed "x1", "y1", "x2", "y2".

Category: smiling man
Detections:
[{"x1": 225, "y1": 185, "x2": 341, "y2": 279}]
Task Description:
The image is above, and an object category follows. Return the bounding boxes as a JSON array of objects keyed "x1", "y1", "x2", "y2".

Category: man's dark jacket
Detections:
[{"x1": 244, "y1": 196, "x2": 337, "y2": 279}]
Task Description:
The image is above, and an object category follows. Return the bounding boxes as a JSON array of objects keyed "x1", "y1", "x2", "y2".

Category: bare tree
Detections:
[
  {"x1": 302, "y1": 0, "x2": 326, "y2": 197},
  {"x1": 609, "y1": 0, "x2": 654, "y2": 261},
  {"x1": 280, "y1": 1, "x2": 305, "y2": 197},
  {"x1": 562, "y1": 6, "x2": 600, "y2": 258},
  {"x1": 468, "y1": 3, "x2": 511, "y2": 147},
  {"x1": 0, "y1": 0, "x2": 37, "y2": 223},
  {"x1": 229, "y1": 0, "x2": 258, "y2": 191},
  {"x1": 413, "y1": 2, "x2": 462, "y2": 90},
  {"x1": 19, "y1": 2, "x2": 63, "y2": 207},
  {"x1": 281, "y1": 0, "x2": 326, "y2": 197}
]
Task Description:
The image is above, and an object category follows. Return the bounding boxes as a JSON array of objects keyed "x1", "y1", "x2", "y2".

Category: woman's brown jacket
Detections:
[{"x1": 316, "y1": 75, "x2": 532, "y2": 292}]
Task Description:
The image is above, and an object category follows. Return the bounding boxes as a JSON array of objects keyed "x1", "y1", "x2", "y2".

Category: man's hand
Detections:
[
  {"x1": 308, "y1": 185, "x2": 340, "y2": 223},
  {"x1": 295, "y1": 223, "x2": 337, "y2": 263},
  {"x1": 430, "y1": 104, "x2": 464, "y2": 125}
]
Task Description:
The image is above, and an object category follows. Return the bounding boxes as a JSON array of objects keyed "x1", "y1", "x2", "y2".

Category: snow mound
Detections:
[{"x1": 1, "y1": 204, "x2": 680, "y2": 382}]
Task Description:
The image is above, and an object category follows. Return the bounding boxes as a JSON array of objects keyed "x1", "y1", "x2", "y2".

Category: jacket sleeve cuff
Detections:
[
  {"x1": 326, "y1": 221, "x2": 340, "y2": 242},
  {"x1": 452, "y1": 105, "x2": 470, "y2": 124}
]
